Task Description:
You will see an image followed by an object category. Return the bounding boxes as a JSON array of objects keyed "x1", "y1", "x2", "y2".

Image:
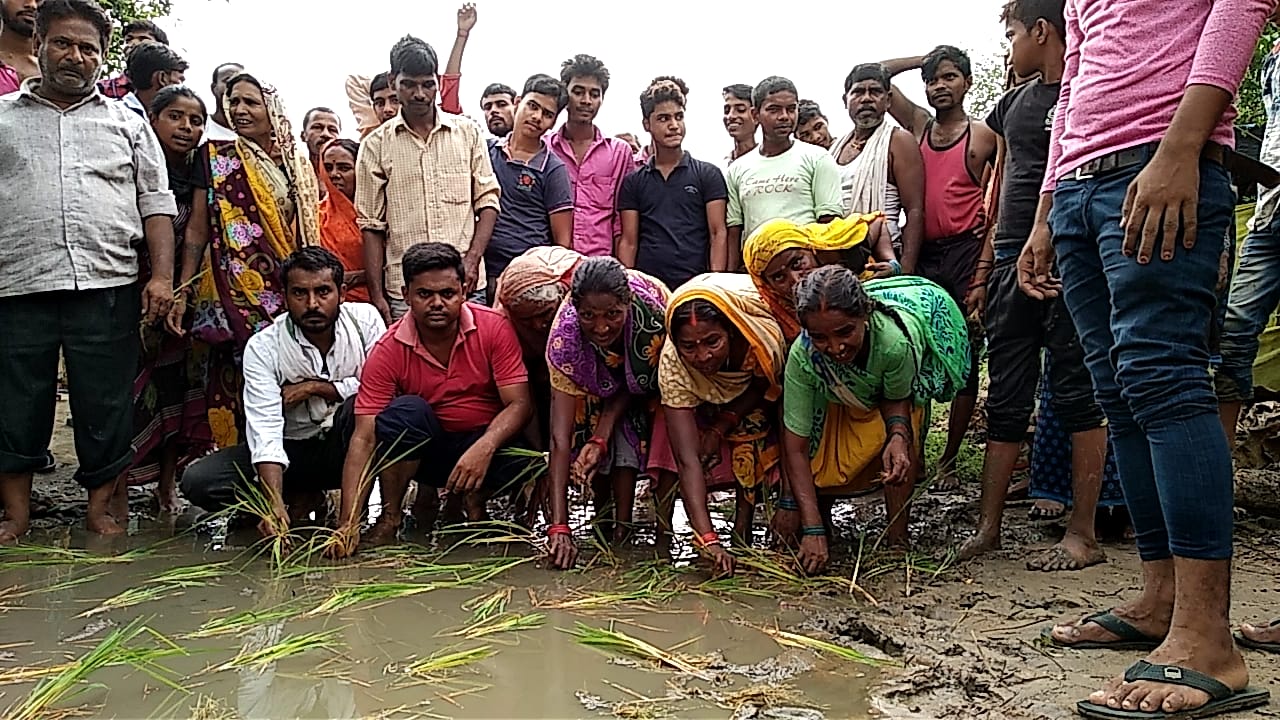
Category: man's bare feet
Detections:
[
  {"x1": 1085, "y1": 637, "x2": 1250, "y2": 715},
  {"x1": 958, "y1": 531, "x2": 1000, "y2": 560},
  {"x1": 1026, "y1": 531, "x2": 1106, "y2": 571},
  {"x1": 0, "y1": 518, "x2": 28, "y2": 545},
  {"x1": 1238, "y1": 619, "x2": 1280, "y2": 650},
  {"x1": 361, "y1": 517, "x2": 401, "y2": 547},
  {"x1": 86, "y1": 510, "x2": 125, "y2": 536}
]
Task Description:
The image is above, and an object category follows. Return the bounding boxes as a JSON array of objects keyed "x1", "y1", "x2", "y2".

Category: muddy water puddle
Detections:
[{"x1": 0, "y1": 525, "x2": 880, "y2": 719}]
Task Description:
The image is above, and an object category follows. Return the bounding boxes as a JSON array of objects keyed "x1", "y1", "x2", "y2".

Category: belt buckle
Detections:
[{"x1": 1071, "y1": 165, "x2": 1095, "y2": 181}]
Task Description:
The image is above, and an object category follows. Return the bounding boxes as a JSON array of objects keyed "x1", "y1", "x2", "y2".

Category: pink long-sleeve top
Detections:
[{"x1": 1043, "y1": 0, "x2": 1275, "y2": 193}]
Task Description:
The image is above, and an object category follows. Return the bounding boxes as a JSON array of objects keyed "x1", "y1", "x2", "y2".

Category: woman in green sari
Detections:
[{"x1": 780, "y1": 266, "x2": 970, "y2": 573}]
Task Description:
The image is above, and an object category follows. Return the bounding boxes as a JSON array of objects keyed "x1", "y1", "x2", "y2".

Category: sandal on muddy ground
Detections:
[
  {"x1": 1075, "y1": 660, "x2": 1270, "y2": 719},
  {"x1": 1028, "y1": 502, "x2": 1066, "y2": 522},
  {"x1": 1040, "y1": 611, "x2": 1163, "y2": 651},
  {"x1": 1234, "y1": 618, "x2": 1280, "y2": 654}
]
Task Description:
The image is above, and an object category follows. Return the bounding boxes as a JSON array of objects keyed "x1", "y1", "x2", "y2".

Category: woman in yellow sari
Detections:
[
  {"x1": 742, "y1": 212, "x2": 898, "y2": 341},
  {"x1": 649, "y1": 273, "x2": 786, "y2": 574},
  {"x1": 172, "y1": 73, "x2": 321, "y2": 448}
]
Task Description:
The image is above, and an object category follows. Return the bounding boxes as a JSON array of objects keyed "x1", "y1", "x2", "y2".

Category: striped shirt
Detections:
[
  {"x1": 0, "y1": 80, "x2": 176, "y2": 299},
  {"x1": 355, "y1": 111, "x2": 501, "y2": 292}
]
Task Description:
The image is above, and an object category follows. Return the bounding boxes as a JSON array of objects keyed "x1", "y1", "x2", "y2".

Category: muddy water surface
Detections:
[{"x1": 0, "y1": 525, "x2": 879, "y2": 719}]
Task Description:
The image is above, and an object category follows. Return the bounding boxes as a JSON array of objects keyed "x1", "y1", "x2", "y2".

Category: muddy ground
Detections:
[{"x1": 23, "y1": 395, "x2": 1280, "y2": 719}]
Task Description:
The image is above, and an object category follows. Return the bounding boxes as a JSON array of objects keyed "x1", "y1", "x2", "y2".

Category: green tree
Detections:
[
  {"x1": 99, "y1": 0, "x2": 172, "y2": 71},
  {"x1": 966, "y1": 49, "x2": 1008, "y2": 120},
  {"x1": 1238, "y1": 25, "x2": 1280, "y2": 130}
]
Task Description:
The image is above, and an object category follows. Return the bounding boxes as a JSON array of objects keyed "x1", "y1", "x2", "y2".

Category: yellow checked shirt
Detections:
[{"x1": 355, "y1": 111, "x2": 501, "y2": 293}]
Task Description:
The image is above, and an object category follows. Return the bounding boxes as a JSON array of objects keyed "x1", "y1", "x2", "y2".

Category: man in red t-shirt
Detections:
[{"x1": 328, "y1": 243, "x2": 533, "y2": 558}]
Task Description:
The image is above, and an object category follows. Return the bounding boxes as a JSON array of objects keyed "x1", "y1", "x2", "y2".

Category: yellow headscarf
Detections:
[
  {"x1": 741, "y1": 213, "x2": 882, "y2": 340},
  {"x1": 658, "y1": 273, "x2": 786, "y2": 409}
]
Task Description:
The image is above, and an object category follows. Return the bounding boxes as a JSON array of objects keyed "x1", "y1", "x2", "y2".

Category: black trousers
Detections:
[
  {"x1": 179, "y1": 398, "x2": 355, "y2": 512},
  {"x1": 984, "y1": 257, "x2": 1105, "y2": 443}
]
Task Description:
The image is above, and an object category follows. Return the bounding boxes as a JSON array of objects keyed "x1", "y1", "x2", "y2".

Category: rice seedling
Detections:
[
  {"x1": 756, "y1": 625, "x2": 896, "y2": 668},
  {"x1": 188, "y1": 693, "x2": 237, "y2": 720},
  {"x1": 183, "y1": 605, "x2": 300, "y2": 640},
  {"x1": 397, "y1": 555, "x2": 532, "y2": 585},
  {"x1": 5, "y1": 617, "x2": 187, "y2": 720},
  {"x1": 305, "y1": 582, "x2": 438, "y2": 616},
  {"x1": 0, "y1": 544, "x2": 156, "y2": 570},
  {"x1": 149, "y1": 561, "x2": 235, "y2": 587},
  {"x1": 462, "y1": 588, "x2": 511, "y2": 623},
  {"x1": 400, "y1": 646, "x2": 496, "y2": 679},
  {"x1": 77, "y1": 583, "x2": 187, "y2": 618},
  {"x1": 211, "y1": 628, "x2": 344, "y2": 673},
  {"x1": 561, "y1": 623, "x2": 712, "y2": 680},
  {"x1": 0, "y1": 662, "x2": 75, "y2": 686},
  {"x1": 448, "y1": 612, "x2": 545, "y2": 640},
  {"x1": 2, "y1": 570, "x2": 109, "y2": 603}
]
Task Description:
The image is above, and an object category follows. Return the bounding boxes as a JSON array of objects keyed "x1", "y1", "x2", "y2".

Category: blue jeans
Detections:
[
  {"x1": 1050, "y1": 150, "x2": 1235, "y2": 562},
  {"x1": 1216, "y1": 212, "x2": 1280, "y2": 402}
]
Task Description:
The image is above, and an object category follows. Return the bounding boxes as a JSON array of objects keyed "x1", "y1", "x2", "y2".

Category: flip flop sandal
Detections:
[
  {"x1": 1028, "y1": 504, "x2": 1066, "y2": 522},
  {"x1": 1234, "y1": 617, "x2": 1280, "y2": 653},
  {"x1": 1075, "y1": 660, "x2": 1270, "y2": 719},
  {"x1": 1040, "y1": 610, "x2": 1163, "y2": 651}
]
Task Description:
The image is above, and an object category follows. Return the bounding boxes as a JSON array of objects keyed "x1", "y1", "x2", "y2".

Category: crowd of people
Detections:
[{"x1": 3, "y1": 0, "x2": 1280, "y2": 715}]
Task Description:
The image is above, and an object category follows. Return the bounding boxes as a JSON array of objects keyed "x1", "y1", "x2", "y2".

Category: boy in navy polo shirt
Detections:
[
  {"x1": 482, "y1": 74, "x2": 575, "y2": 300},
  {"x1": 617, "y1": 83, "x2": 728, "y2": 289}
]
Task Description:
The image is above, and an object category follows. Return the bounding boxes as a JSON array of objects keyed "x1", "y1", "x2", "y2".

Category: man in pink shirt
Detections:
[
  {"x1": 328, "y1": 243, "x2": 533, "y2": 558},
  {"x1": 545, "y1": 53, "x2": 636, "y2": 257},
  {"x1": 1019, "y1": 1, "x2": 1276, "y2": 717}
]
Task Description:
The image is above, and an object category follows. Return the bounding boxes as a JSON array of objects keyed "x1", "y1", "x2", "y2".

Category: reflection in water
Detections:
[{"x1": 236, "y1": 620, "x2": 356, "y2": 719}]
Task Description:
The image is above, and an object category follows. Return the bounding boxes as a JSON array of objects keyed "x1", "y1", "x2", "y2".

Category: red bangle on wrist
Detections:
[
  {"x1": 587, "y1": 436, "x2": 608, "y2": 451},
  {"x1": 547, "y1": 524, "x2": 572, "y2": 537},
  {"x1": 694, "y1": 531, "x2": 721, "y2": 549}
]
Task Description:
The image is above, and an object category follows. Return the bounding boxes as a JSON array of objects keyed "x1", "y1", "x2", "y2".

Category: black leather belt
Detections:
[{"x1": 1067, "y1": 142, "x2": 1226, "y2": 181}]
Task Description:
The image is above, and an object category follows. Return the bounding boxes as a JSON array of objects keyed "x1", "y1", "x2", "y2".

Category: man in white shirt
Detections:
[
  {"x1": 202, "y1": 61, "x2": 242, "y2": 142},
  {"x1": 180, "y1": 247, "x2": 385, "y2": 539}
]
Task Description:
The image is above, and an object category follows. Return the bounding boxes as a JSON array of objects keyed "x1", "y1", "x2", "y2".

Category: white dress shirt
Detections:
[{"x1": 242, "y1": 302, "x2": 386, "y2": 468}]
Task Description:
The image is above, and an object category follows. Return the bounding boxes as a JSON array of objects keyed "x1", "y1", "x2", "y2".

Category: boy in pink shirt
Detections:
[{"x1": 1020, "y1": 0, "x2": 1276, "y2": 717}]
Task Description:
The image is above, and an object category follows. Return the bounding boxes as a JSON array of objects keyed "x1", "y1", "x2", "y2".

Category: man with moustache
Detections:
[
  {"x1": 357, "y1": 35, "x2": 500, "y2": 322},
  {"x1": 204, "y1": 61, "x2": 243, "y2": 141},
  {"x1": 618, "y1": 83, "x2": 728, "y2": 288},
  {"x1": 180, "y1": 248, "x2": 386, "y2": 539},
  {"x1": 882, "y1": 45, "x2": 998, "y2": 491},
  {"x1": 0, "y1": 0, "x2": 36, "y2": 94},
  {"x1": 546, "y1": 53, "x2": 636, "y2": 257},
  {"x1": 479, "y1": 82, "x2": 516, "y2": 137},
  {"x1": 300, "y1": 106, "x2": 342, "y2": 166},
  {"x1": 0, "y1": 0, "x2": 176, "y2": 542},
  {"x1": 483, "y1": 74, "x2": 574, "y2": 294},
  {"x1": 328, "y1": 243, "x2": 533, "y2": 557},
  {"x1": 722, "y1": 83, "x2": 757, "y2": 167},
  {"x1": 831, "y1": 63, "x2": 925, "y2": 269}
]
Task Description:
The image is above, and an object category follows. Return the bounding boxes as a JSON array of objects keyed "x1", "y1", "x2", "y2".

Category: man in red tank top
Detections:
[{"x1": 881, "y1": 45, "x2": 998, "y2": 492}]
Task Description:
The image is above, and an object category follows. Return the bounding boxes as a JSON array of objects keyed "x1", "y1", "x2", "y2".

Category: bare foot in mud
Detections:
[
  {"x1": 1026, "y1": 531, "x2": 1106, "y2": 571},
  {"x1": 86, "y1": 511, "x2": 126, "y2": 536},
  {"x1": 361, "y1": 518, "x2": 401, "y2": 547},
  {"x1": 958, "y1": 531, "x2": 1000, "y2": 560},
  {"x1": 1085, "y1": 637, "x2": 1249, "y2": 715},
  {"x1": 0, "y1": 519, "x2": 28, "y2": 545}
]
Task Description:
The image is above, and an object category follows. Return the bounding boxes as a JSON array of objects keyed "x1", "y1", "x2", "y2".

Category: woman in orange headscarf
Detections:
[{"x1": 318, "y1": 138, "x2": 369, "y2": 302}]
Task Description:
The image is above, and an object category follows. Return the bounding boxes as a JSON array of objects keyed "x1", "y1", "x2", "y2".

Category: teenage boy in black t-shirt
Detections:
[{"x1": 959, "y1": 0, "x2": 1109, "y2": 572}]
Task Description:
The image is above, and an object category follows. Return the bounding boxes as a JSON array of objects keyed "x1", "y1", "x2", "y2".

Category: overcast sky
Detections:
[{"x1": 163, "y1": 0, "x2": 1006, "y2": 160}]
